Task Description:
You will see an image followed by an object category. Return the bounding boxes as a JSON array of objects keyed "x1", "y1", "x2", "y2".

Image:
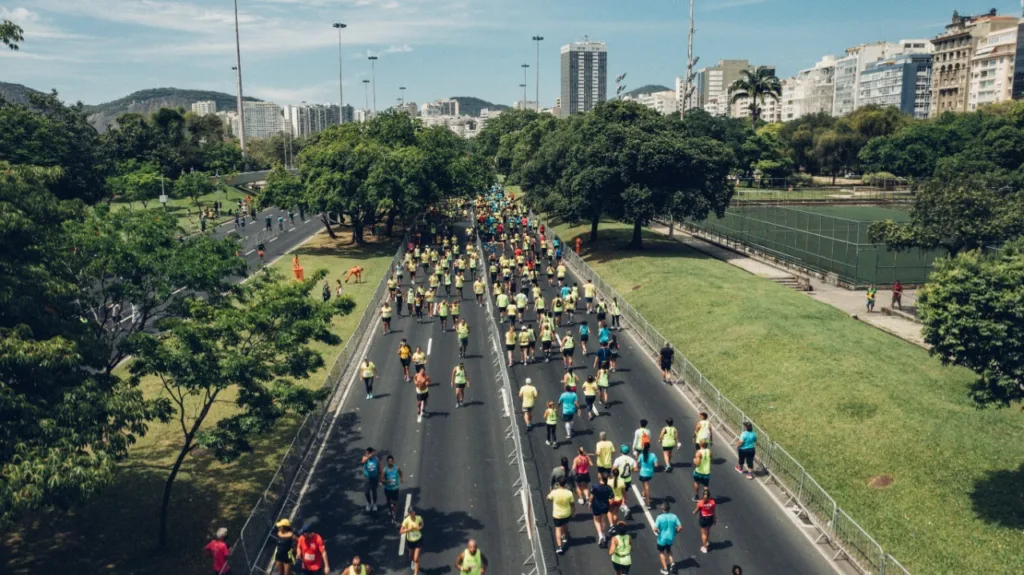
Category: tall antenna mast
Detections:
[{"x1": 681, "y1": 0, "x2": 697, "y2": 119}]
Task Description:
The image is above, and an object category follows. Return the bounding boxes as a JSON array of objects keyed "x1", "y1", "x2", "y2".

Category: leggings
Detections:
[
  {"x1": 546, "y1": 424, "x2": 557, "y2": 443},
  {"x1": 738, "y1": 448, "x2": 755, "y2": 470},
  {"x1": 365, "y1": 478, "x2": 378, "y2": 504},
  {"x1": 363, "y1": 377, "x2": 374, "y2": 395}
]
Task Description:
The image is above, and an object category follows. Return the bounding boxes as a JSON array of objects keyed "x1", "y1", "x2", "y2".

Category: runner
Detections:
[
  {"x1": 395, "y1": 284, "x2": 405, "y2": 316},
  {"x1": 659, "y1": 418, "x2": 678, "y2": 470},
  {"x1": 548, "y1": 476, "x2": 575, "y2": 554},
  {"x1": 609, "y1": 336, "x2": 620, "y2": 372},
  {"x1": 612, "y1": 445, "x2": 637, "y2": 520},
  {"x1": 413, "y1": 290, "x2": 424, "y2": 323},
  {"x1": 558, "y1": 384, "x2": 578, "y2": 440},
  {"x1": 546, "y1": 262, "x2": 555, "y2": 286},
  {"x1": 735, "y1": 421, "x2": 757, "y2": 480},
  {"x1": 515, "y1": 289, "x2": 528, "y2": 322},
  {"x1": 572, "y1": 446, "x2": 593, "y2": 505},
  {"x1": 360, "y1": 358, "x2": 378, "y2": 400},
  {"x1": 692, "y1": 440, "x2": 712, "y2": 502},
  {"x1": 637, "y1": 443, "x2": 658, "y2": 509},
  {"x1": 551, "y1": 295, "x2": 564, "y2": 327},
  {"x1": 583, "y1": 279, "x2": 596, "y2": 314},
  {"x1": 473, "y1": 277, "x2": 486, "y2": 306},
  {"x1": 424, "y1": 286, "x2": 435, "y2": 318},
  {"x1": 578, "y1": 321, "x2": 590, "y2": 355},
  {"x1": 450, "y1": 362, "x2": 469, "y2": 408},
  {"x1": 632, "y1": 419, "x2": 652, "y2": 459},
  {"x1": 437, "y1": 299, "x2": 450, "y2": 332},
  {"x1": 517, "y1": 325, "x2": 531, "y2": 365},
  {"x1": 607, "y1": 468, "x2": 628, "y2": 528},
  {"x1": 539, "y1": 321, "x2": 554, "y2": 362},
  {"x1": 558, "y1": 330, "x2": 575, "y2": 371},
  {"x1": 399, "y1": 508, "x2": 423, "y2": 575},
  {"x1": 296, "y1": 529, "x2": 330, "y2": 575},
  {"x1": 361, "y1": 447, "x2": 380, "y2": 512},
  {"x1": 380, "y1": 302, "x2": 392, "y2": 335},
  {"x1": 659, "y1": 342, "x2": 674, "y2": 383},
  {"x1": 518, "y1": 378, "x2": 537, "y2": 430},
  {"x1": 455, "y1": 271, "x2": 465, "y2": 299},
  {"x1": 589, "y1": 472, "x2": 613, "y2": 548},
  {"x1": 412, "y1": 346, "x2": 427, "y2": 374},
  {"x1": 562, "y1": 371, "x2": 579, "y2": 393},
  {"x1": 582, "y1": 375, "x2": 600, "y2": 420},
  {"x1": 341, "y1": 556, "x2": 372, "y2": 575},
  {"x1": 693, "y1": 487, "x2": 717, "y2": 554},
  {"x1": 607, "y1": 522, "x2": 633, "y2": 575},
  {"x1": 397, "y1": 339, "x2": 413, "y2": 382},
  {"x1": 596, "y1": 366, "x2": 611, "y2": 406},
  {"x1": 653, "y1": 502, "x2": 682, "y2": 575},
  {"x1": 505, "y1": 298, "x2": 517, "y2": 326},
  {"x1": 443, "y1": 269, "x2": 452, "y2": 297},
  {"x1": 414, "y1": 369, "x2": 431, "y2": 423},
  {"x1": 595, "y1": 431, "x2": 615, "y2": 477},
  {"x1": 454, "y1": 539, "x2": 489, "y2": 574},
  {"x1": 274, "y1": 520, "x2": 296, "y2": 575},
  {"x1": 694, "y1": 412, "x2": 713, "y2": 450},
  {"x1": 556, "y1": 261, "x2": 567, "y2": 286},
  {"x1": 504, "y1": 324, "x2": 516, "y2": 367},
  {"x1": 526, "y1": 322, "x2": 537, "y2": 362},
  {"x1": 543, "y1": 401, "x2": 558, "y2": 447},
  {"x1": 381, "y1": 455, "x2": 403, "y2": 524},
  {"x1": 451, "y1": 299, "x2": 461, "y2": 328},
  {"x1": 456, "y1": 319, "x2": 470, "y2": 358},
  {"x1": 387, "y1": 276, "x2": 397, "y2": 301}
]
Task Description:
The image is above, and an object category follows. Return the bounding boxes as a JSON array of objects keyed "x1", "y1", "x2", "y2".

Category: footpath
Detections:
[{"x1": 646, "y1": 222, "x2": 927, "y2": 348}]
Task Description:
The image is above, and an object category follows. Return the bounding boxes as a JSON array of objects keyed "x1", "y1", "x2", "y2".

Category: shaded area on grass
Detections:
[{"x1": 971, "y1": 463, "x2": 1024, "y2": 530}]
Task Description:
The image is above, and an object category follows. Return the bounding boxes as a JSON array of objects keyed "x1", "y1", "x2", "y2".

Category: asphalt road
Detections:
[
  {"x1": 286, "y1": 222, "x2": 527, "y2": 575},
  {"x1": 209, "y1": 209, "x2": 328, "y2": 271},
  {"x1": 485, "y1": 238, "x2": 839, "y2": 574}
]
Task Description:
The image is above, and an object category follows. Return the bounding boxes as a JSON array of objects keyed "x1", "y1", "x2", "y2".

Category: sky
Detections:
[{"x1": 2, "y1": 0, "x2": 1023, "y2": 109}]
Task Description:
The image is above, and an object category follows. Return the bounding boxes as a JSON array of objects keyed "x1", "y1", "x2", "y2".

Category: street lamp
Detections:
[
  {"x1": 333, "y1": 23, "x2": 346, "y2": 124},
  {"x1": 532, "y1": 35, "x2": 544, "y2": 111},
  {"x1": 362, "y1": 79, "x2": 371, "y2": 118},
  {"x1": 231, "y1": 0, "x2": 246, "y2": 156},
  {"x1": 519, "y1": 83, "x2": 527, "y2": 107},
  {"x1": 400, "y1": 86, "x2": 406, "y2": 106},
  {"x1": 368, "y1": 55, "x2": 379, "y2": 113},
  {"x1": 521, "y1": 63, "x2": 530, "y2": 107}
]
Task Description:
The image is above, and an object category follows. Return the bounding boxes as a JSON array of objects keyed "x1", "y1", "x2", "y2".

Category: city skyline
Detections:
[{"x1": 2, "y1": 1, "x2": 1022, "y2": 109}]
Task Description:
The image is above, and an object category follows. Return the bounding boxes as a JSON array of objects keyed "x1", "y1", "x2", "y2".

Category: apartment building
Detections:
[
  {"x1": 930, "y1": 10, "x2": 1017, "y2": 116},
  {"x1": 968, "y1": 27, "x2": 1018, "y2": 110}
]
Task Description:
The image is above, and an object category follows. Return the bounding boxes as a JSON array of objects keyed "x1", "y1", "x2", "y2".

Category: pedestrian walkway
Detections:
[{"x1": 646, "y1": 222, "x2": 927, "y2": 348}]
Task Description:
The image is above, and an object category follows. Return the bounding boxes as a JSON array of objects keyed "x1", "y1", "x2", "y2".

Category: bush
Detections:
[{"x1": 862, "y1": 171, "x2": 906, "y2": 188}]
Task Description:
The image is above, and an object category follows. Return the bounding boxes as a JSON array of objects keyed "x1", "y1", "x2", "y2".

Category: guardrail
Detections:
[
  {"x1": 537, "y1": 215, "x2": 910, "y2": 575},
  {"x1": 472, "y1": 215, "x2": 551, "y2": 575},
  {"x1": 223, "y1": 238, "x2": 406, "y2": 575}
]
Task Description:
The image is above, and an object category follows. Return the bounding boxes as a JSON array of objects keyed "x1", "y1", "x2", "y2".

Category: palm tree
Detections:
[{"x1": 729, "y1": 66, "x2": 783, "y2": 129}]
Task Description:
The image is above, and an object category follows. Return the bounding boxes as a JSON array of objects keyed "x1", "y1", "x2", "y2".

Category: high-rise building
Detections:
[
  {"x1": 831, "y1": 42, "x2": 904, "y2": 117},
  {"x1": 559, "y1": 38, "x2": 607, "y2": 117},
  {"x1": 626, "y1": 90, "x2": 678, "y2": 115},
  {"x1": 930, "y1": 10, "x2": 1017, "y2": 117},
  {"x1": 781, "y1": 55, "x2": 837, "y2": 121},
  {"x1": 968, "y1": 27, "x2": 1018, "y2": 110},
  {"x1": 232, "y1": 102, "x2": 285, "y2": 140},
  {"x1": 688, "y1": 60, "x2": 767, "y2": 118},
  {"x1": 393, "y1": 102, "x2": 419, "y2": 116},
  {"x1": 421, "y1": 99, "x2": 460, "y2": 117},
  {"x1": 512, "y1": 100, "x2": 539, "y2": 111},
  {"x1": 1012, "y1": 18, "x2": 1024, "y2": 99},
  {"x1": 284, "y1": 104, "x2": 341, "y2": 138},
  {"x1": 191, "y1": 100, "x2": 217, "y2": 116},
  {"x1": 859, "y1": 53, "x2": 934, "y2": 118}
]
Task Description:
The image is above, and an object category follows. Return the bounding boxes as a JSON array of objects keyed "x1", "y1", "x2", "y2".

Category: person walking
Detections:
[
  {"x1": 362, "y1": 447, "x2": 380, "y2": 512},
  {"x1": 589, "y1": 472, "x2": 613, "y2": 548},
  {"x1": 548, "y1": 476, "x2": 575, "y2": 554},
  {"x1": 274, "y1": 520, "x2": 297, "y2": 575},
  {"x1": 519, "y1": 378, "x2": 538, "y2": 430},
  {"x1": 866, "y1": 284, "x2": 877, "y2": 313},
  {"x1": 400, "y1": 508, "x2": 423, "y2": 575},
  {"x1": 735, "y1": 421, "x2": 757, "y2": 480},
  {"x1": 693, "y1": 487, "x2": 717, "y2": 554},
  {"x1": 607, "y1": 522, "x2": 633, "y2": 575},
  {"x1": 204, "y1": 527, "x2": 232, "y2": 575},
  {"x1": 543, "y1": 400, "x2": 558, "y2": 447},
  {"x1": 659, "y1": 418, "x2": 678, "y2": 471},
  {"x1": 692, "y1": 440, "x2": 712, "y2": 502},
  {"x1": 891, "y1": 280, "x2": 903, "y2": 310},
  {"x1": 361, "y1": 358, "x2": 378, "y2": 400},
  {"x1": 653, "y1": 503, "x2": 682, "y2": 575},
  {"x1": 659, "y1": 342, "x2": 674, "y2": 384},
  {"x1": 296, "y1": 529, "x2": 330, "y2": 575}
]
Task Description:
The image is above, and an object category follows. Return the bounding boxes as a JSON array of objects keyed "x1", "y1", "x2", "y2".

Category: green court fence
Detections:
[{"x1": 683, "y1": 206, "x2": 944, "y2": 287}]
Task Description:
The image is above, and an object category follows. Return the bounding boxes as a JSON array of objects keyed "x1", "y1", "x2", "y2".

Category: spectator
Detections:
[
  {"x1": 659, "y1": 342, "x2": 674, "y2": 384},
  {"x1": 891, "y1": 281, "x2": 903, "y2": 311},
  {"x1": 204, "y1": 527, "x2": 231, "y2": 575}
]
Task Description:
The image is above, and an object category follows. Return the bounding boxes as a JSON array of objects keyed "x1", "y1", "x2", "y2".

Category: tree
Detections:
[
  {"x1": 1, "y1": 19, "x2": 23, "y2": 50},
  {"x1": 259, "y1": 164, "x2": 305, "y2": 212},
  {"x1": 728, "y1": 66, "x2": 783, "y2": 129},
  {"x1": 126, "y1": 269, "x2": 353, "y2": 547},
  {"x1": 111, "y1": 164, "x2": 164, "y2": 208},
  {"x1": 917, "y1": 239, "x2": 1024, "y2": 407},
  {"x1": 475, "y1": 108, "x2": 542, "y2": 161},
  {"x1": 173, "y1": 170, "x2": 216, "y2": 210},
  {"x1": 812, "y1": 127, "x2": 859, "y2": 184},
  {"x1": 868, "y1": 176, "x2": 1024, "y2": 256}
]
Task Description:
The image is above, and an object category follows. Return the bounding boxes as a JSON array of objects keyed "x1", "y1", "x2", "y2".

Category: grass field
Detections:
[
  {"x1": 110, "y1": 186, "x2": 249, "y2": 233},
  {"x1": 794, "y1": 204, "x2": 911, "y2": 222},
  {"x1": 544, "y1": 217, "x2": 1024, "y2": 574},
  {"x1": 0, "y1": 230, "x2": 398, "y2": 575}
]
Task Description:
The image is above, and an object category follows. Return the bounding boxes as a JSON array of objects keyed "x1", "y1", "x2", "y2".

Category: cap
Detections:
[
  {"x1": 525, "y1": 378, "x2": 532, "y2": 384},
  {"x1": 276, "y1": 519, "x2": 292, "y2": 528},
  {"x1": 620, "y1": 444, "x2": 630, "y2": 454}
]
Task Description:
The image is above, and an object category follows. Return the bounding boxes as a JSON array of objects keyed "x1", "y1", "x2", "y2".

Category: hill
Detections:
[
  {"x1": 451, "y1": 96, "x2": 509, "y2": 117},
  {"x1": 84, "y1": 88, "x2": 261, "y2": 132},
  {"x1": 622, "y1": 84, "x2": 672, "y2": 98},
  {"x1": 0, "y1": 81, "x2": 46, "y2": 106}
]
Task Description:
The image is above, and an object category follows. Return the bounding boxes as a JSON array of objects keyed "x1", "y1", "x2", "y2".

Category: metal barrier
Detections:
[
  {"x1": 223, "y1": 239, "x2": 406, "y2": 574},
  {"x1": 472, "y1": 215, "x2": 551, "y2": 575},
  {"x1": 538, "y1": 217, "x2": 910, "y2": 575}
]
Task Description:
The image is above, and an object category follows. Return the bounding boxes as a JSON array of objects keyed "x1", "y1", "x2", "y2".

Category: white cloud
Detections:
[
  {"x1": 384, "y1": 44, "x2": 413, "y2": 53},
  {"x1": 0, "y1": 6, "x2": 92, "y2": 40},
  {"x1": 704, "y1": 0, "x2": 767, "y2": 10}
]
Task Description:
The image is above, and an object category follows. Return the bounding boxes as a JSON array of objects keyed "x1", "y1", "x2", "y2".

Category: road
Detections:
[
  {"x1": 285, "y1": 221, "x2": 528, "y2": 574},
  {"x1": 485, "y1": 238, "x2": 839, "y2": 574},
  {"x1": 210, "y1": 209, "x2": 328, "y2": 272}
]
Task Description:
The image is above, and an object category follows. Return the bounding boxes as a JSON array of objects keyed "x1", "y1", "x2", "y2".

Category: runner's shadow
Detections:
[
  {"x1": 707, "y1": 540, "x2": 733, "y2": 551},
  {"x1": 426, "y1": 411, "x2": 451, "y2": 418},
  {"x1": 371, "y1": 393, "x2": 392, "y2": 400},
  {"x1": 713, "y1": 495, "x2": 732, "y2": 505},
  {"x1": 674, "y1": 557, "x2": 700, "y2": 570},
  {"x1": 971, "y1": 462, "x2": 1024, "y2": 529},
  {"x1": 461, "y1": 400, "x2": 485, "y2": 408}
]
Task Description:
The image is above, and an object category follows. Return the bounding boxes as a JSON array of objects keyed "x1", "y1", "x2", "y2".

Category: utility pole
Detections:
[
  {"x1": 522, "y1": 63, "x2": 530, "y2": 108},
  {"x1": 368, "y1": 55, "x2": 379, "y2": 113},
  {"x1": 333, "y1": 23, "x2": 346, "y2": 124},
  {"x1": 232, "y1": 0, "x2": 247, "y2": 156},
  {"x1": 532, "y1": 36, "x2": 544, "y2": 111},
  {"x1": 681, "y1": 0, "x2": 698, "y2": 120}
]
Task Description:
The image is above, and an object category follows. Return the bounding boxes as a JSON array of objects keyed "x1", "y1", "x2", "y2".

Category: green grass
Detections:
[
  {"x1": 110, "y1": 187, "x2": 250, "y2": 233},
  {"x1": 733, "y1": 188, "x2": 912, "y2": 203},
  {"x1": 0, "y1": 229, "x2": 398, "y2": 575},
  {"x1": 546, "y1": 217, "x2": 1024, "y2": 574},
  {"x1": 794, "y1": 205, "x2": 911, "y2": 222}
]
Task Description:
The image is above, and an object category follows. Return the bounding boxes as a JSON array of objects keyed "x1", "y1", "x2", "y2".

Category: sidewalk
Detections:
[{"x1": 647, "y1": 221, "x2": 928, "y2": 348}]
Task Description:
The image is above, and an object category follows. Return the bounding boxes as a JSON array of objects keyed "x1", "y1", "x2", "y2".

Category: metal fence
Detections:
[
  {"x1": 733, "y1": 176, "x2": 910, "y2": 192},
  {"x1": 540, "y1": 217, "x2": 911, "y2": 575},
  {"x1": 680, "y1": 206, "x2": 942, "y2": 287},
  {"x1": 223, "y1": 239, "x2": 406, "y2": 575},
  {"x1": 732, "y1": 187, "x2": 914, "y2": 204}
]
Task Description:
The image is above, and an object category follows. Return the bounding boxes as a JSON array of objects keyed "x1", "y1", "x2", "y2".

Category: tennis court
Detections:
[{"x1": 685, "y1": 205, "x2": 942, "y2": 287}]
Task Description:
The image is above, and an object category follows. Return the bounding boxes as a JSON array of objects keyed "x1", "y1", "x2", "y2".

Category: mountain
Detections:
[
  {"x1": 0, "y1": 81, "x2": 46, "y2": 106},
  {"x1": 451, "y1": 96, "x2": 509, "y2": 117},
  {"x1": 84, "y1": 88, "x2": 262, "y2": 132},
  {"x1": 622, "y1": 84, "x2": 672, "y2": 98}
]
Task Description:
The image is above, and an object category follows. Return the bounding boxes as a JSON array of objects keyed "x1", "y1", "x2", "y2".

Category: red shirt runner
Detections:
[
  {"x1": 204, "y1": 539, "x2": 230, "y2": 573},
  {"x1": 297, "y1": 533, "x2": 326, "y2": 571}
]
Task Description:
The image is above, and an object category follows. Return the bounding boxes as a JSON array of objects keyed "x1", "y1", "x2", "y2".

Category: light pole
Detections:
[
  {"x1": 333, "y1": 22, "x2": 346, "y2": 124},
  {"x1": 368, "y1": 55, "x2": 379, "y2": 113},
  {"x1": 400, "y1": 86, "x2": 406, "y2": 106},
  {"x1": 519, "y1": 83, "x2": 527, "y2": 107},
  {"x1": 521, "y1": 63, "x2": 530, "y2": 107},
  {"x1": 232, "y1": 0, "x2": 246, "y2": 156},
  {"x1": 532, "y1": 35, "x2": 543, "y2": 111},
  {"x1": 362, "y1": 79, "x2": 370, "y2": 118}
]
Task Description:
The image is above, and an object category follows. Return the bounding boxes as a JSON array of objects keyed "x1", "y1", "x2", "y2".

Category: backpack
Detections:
[{"x1": 640, "y1": 429, "x2": 651, "y2": 449}]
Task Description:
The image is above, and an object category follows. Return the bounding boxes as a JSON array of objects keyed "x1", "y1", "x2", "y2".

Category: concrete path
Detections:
[{"x1": 646, "y1": 222, "x2": 927, "y2": 348}]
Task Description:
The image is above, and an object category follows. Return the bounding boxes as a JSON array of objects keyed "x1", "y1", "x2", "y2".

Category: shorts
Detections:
[
  {"x1": 592, "y1": 505, "x2": 609, "y2": 516},
  {"x1": 597, "y1": 466, "x2": 611, "y2": 476},
  {"x1": 459, "y1": 337, "x2": 469, "y2": 347},
  {"x1": 597, "y1": 312, "x2": 607, "y2": 321},
  {"x1": 401, "y1": 358, "x2": 411, "y2": 366},
  {"x1": 612, "y1": 562, "x2": 630, "y2": 574},
  {"x1": 384, "y1": 488, "x2": 399, "y2": 502},
  {"x1": 662, "y1": 444, "x2": 675, "y2": 453},
  {"x1": 699, "y1": 515, "x2": 715, "y2": 528},
  {"x1": 407, "y1": 539, "x2": 421, "y2": 550},
  {"x1": 693, "y1": 472, "x2": 711, "y2": 486},
  {"x1": 597, "y1": 361, "x2": 610, "y2": 370},
  {"x1": 300, "y1": 568, "x2": 324, "y2": 575},
  {"x1": 584, "y1": 395, "x2": 596, "y2": 406},
  {"x1": 455, "y1": 383, "x2": 466, "y2": 389},
  {"x1": 506, "y1": 344, "x2": 515, "y2": 351},
  {"x1": 562, "y1": 413, "x2": 574, "y2": 422},
  {"x1": 660, "y1": 360, "x2": 672, "y2": 371},
  {"x1": 383, "y1": 318, "x2": 391, "y2": 326},
  {"x1": 575, "y1": 472, "x2": 591, "y2": 485},
  {"x1": 415, "y1": 364, "x2": 425, "y2": 373},
  {"x1": 586, "y1": 297, "x2": 594, "y2": 304},
  {"x1": 738, "y1": 447, "x2": 755, "y2": 469},
  {"x1": 416, "y1": 392, "x2": 429, "y2": 402},
  {"x1": 553, "y1": 516, "x2": 571, "y2": 528},
  {"x1": 522, "y1": 405, "x2": 534, "y2": 413},
  {"x1": 562, "y1": 348, "x2": 574, "y2": 358},
  {"x1": 639, "y1": 475, "x2": 652, "y2": 483},
  {"x1": 542, "y1": 341, "x2": 552, "y2": 350},
  {"x1": 580, "y1": 334, "x2": 589, "y2": 343},
  {"x1": 657, "y1": 543, "x2": 673, "y2": 553}
]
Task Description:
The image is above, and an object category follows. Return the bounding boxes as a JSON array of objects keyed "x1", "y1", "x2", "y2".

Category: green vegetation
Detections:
[
  {"x1": 728, "y1": 66, "x2": 782, "y2": 129},
  {"x1": 544, "y1": 217, "x2": 1024, "y2": 574},
  {"x1": 450, "y1": 96, "x2": 508, "y2": 117}
]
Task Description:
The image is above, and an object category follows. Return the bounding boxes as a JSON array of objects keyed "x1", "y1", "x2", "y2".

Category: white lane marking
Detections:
[
  {"x1": 269, "y1": 236, "x2": 278, "y2": 243},
  {"x1": 398, "y1": 493, "x2": 413, "y2": 556},
  {"x1": 244, "y1": 249, "x2": 255, "y2": 256},
  {"x1": 172, "y1": 287, "x2": 185, "y2": 295},
  {"x1": 288, "y1": 227, "x2": 296, "y2": 232},
  {"x1": 219, "y1": 221, "x2": 232, "y2": 227},
  {"x1": 427, "y1": 337, "x2": 432, "y2": 356},
  {"x1": 226, "y1": 229, "x2": 237, "y2": 235},
  {"x1": 630, "y1": 482, "x2": 657, "y2": 530}
]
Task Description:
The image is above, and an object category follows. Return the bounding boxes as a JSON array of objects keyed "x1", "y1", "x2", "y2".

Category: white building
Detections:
[
  {"x1": 354, "y1": 108, "x2": 374, "y2": 123},
  {"x1": 781, "y1": 55, "x2": 836, "y2": 121},
  {"x1": 421, "y1": 99, "x2": 460, "y2": 117},
  {"x1": 968, "y1": 27, "x2": 1018, "y2": 110},
  {"x1": 231, "y1": 102, "x2": 285, "y2": 140},
  {"x1": 832, "y1": 42, "x2": 904, "y2": 117},
  {"x1": 216, "y1": 111, "x2": 236, "y2": 135},
  {"x1": 859, "y1": 53, "x2": 934, "y2": 119},
  {"x1": 393, "y1": 102, "x2": 418, "y2": 116},
  {"x1": 283, "y1": 104, "x2": 340, "y2": 138},
  {"x1": 633, "y1": 90, "x2": 679, "y2": 115},
  {"x1": 512, "y1": 100, "x2": 539, "y2": 111},
  {"x1": 191, "y1": 100, "x2": 217, "y2": 116},
  {"x1": 731, "y1": 94, "x2": 782, "y2": 123}
]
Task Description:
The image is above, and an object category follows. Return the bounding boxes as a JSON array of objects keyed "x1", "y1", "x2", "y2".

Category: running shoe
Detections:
[{"x1": 700, "y1": 546, "x2": 707, "y2": 554}]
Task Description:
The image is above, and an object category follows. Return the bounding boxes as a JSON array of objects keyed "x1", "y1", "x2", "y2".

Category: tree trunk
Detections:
[
  {"x1": 352, "y1": 217, "x2": 365, "y2": 245},
  {"x1": 831, "y1": 173, "x2": 837, "y2": 185},
  {"x1": 629, "y1": 218, "x2": 644, "y2": 250},
  {"x1": 158, "y1": 393, "x2": 216, "y2": 549},
  {"x1": 590, "y1": 214, "x2": 600, "y2": 243},
  {"x1": 320, "y1": 214, "x2": 337, "y2": 239},
  {"x1": 386, "y1": 210, "x2": 397, "y2": 237}
]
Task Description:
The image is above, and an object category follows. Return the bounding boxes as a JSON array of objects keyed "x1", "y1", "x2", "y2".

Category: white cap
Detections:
[{"x1": 525, "y1": 378, "x2": 532, "y2": 384}]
